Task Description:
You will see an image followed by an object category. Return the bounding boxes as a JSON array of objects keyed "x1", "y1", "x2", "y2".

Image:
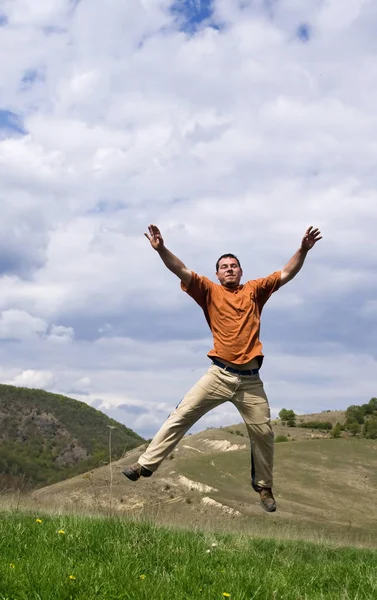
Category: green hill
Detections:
[
  {"x1": 30, "y1": 414, "x2": 377, "y2": 547},
  {"x1": 0, "y1": 384, "x2": 145, "y2": 490}
]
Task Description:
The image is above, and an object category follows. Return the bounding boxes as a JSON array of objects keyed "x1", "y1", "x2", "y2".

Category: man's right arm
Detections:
[
  {"x1": 144, "y1": 224, "x2": 192, "y2": 287},
  {"x1": 156, "y1": 245, "x2": 192, "y2": 287}
]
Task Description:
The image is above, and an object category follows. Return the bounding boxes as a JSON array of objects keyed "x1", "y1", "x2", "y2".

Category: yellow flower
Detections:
[
  {"x1": 58, "y1": 529, "x2": 65, "y2": 534},
  {"x1": 35, "y1": 518, "x2": 42, "y2": 524},
  {"x1": 223, "y1": 594, "x2": 231, "y2": 598},
  {"x1": 139, "y1": 574, "x2": 146, "y2": 580},
  {"x1": 69, "y1": 575, "x2": 76, "y2": 580},
  {"x1": 9, "y1": 563, "x2": 15, "y2": 569}
]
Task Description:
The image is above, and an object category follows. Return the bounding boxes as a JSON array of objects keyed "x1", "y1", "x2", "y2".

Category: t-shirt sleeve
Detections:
[
  {"x1": 181, "y1": 271, "x2": 212, "y2": 309},
  {"x1": 254, "y1": 270, "x2": 281, "y2": 310}
]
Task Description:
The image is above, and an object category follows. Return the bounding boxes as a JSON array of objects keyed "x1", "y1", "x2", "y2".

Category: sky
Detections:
[{"x1": 0, "y1": 0, "x2": 376, "y2": 439}]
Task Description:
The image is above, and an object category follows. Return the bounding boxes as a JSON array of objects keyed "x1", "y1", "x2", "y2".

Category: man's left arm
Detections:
[{"x1": 280, "y1": 226, "x2": 322, "y2": 287}]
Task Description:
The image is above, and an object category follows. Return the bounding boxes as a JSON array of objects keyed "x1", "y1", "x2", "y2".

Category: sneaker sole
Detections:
[
  {"x1": 122, "y1": 467, "x2": 153, "y2": 482},
  {"x1": 252, "y1": 483, "x2": 276, "y2": 512},
  {"x1": 122, "y1": 469, "x2": 140, "y2": 482},
  {"x1": 260, "y1": 501, "x2": 276, "y2": 513}
]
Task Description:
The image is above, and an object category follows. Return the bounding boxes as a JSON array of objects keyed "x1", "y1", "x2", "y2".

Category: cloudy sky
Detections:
[{"x1": 0, "y1": 0, "x2": 376, "y2": 438}]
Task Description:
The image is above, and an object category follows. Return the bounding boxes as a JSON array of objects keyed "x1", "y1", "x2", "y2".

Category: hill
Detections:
[
  {"x1": 0, "y1": 384, "x2": 145, "y2": 490},
  {"x1": 28, "y1": 410, "x2": 377, "y2": 548}
]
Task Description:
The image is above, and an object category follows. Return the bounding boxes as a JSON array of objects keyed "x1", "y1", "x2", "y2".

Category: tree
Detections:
[
  {"x1": 279, "y1": 409, "x2": 296, "y2": 427},
  {"x1": 331, "y1": 423, "x2": 342, "y2": 438},
  {"x1": 348, "y1": 422, "x2": 361, "y2": 436},
  {"x1": 366, "y1": 398, "x2": 377, "y2": 414},
  {"x1": 279, "y1": 408, "x2": 289, "y2": 422},
  {"x1": 345, "y1": 405, "x2": 365, "y2": 425},
  {"x1": 363, "y1": 417, "x2": 377, "y2": 439},
  {"x1": 286, "y1": 414, "x2": 297, "y2": 427}
]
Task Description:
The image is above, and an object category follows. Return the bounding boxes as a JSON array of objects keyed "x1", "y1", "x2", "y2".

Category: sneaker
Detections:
[
  {"x1": 122, "y1": 463, "x2": 153, "y2": 482},
  {"x1": 252, "y1": 482, "x2": 276, "y2": 513}
]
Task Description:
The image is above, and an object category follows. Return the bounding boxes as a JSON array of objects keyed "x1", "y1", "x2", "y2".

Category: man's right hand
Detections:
[
  {"x1": 144, "y1": 224, "x2": 164, "y2": 251},
  {"x1": 144, "y1": 224, "x2": 192, "y2": 287}
]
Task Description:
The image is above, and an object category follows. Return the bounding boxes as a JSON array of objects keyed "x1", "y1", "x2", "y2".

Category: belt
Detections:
[{"x1": 212, "y1": 358, "x2": 259, "y2": 376}]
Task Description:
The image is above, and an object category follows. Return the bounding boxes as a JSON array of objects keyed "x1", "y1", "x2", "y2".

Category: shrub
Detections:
[
  {"x1": 301, "y1": 421, "x2": 332, "y2": 430},
  {"x1": 345, "y1": 405, "x2": 365, "y2": 425},
  {"x1": 279, "y1": 409, "x2": 297, "y2": 428},
  {"x1": 331, "y1": 423, "x2": 342, "y2": 438},
  {"x1": 275, "y1": 435, "x2": 289, "y2": 443},
  {"x1": 347, "y1": 422, "x2": 361, "y2": 436},
  {"x1": 363, "y1": 417, "x2": 377, "y2": 439}
]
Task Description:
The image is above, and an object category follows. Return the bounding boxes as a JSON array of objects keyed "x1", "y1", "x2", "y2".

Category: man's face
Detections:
[{"x1": 216, "y1": 257, "x2": 243, "y2": 288}]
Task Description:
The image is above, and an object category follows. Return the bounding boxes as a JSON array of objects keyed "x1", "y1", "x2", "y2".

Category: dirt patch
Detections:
[
  {"x1": 178, "y1": 476, "x2": 217, "y2": 493},
  {"x1": 182, "y1": 445, "x2": 203, "y2": 453},
  {"x1": 202, "y1": 439, "x2": 247, "y2": 452},
  {"x1": 201, "y1": 496, "x2": 241, "y2": 516}
]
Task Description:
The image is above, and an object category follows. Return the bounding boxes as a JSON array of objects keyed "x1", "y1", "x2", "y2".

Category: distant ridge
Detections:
[{"x1": 0, "y1": 384, "x2": 145, "y2": 490}]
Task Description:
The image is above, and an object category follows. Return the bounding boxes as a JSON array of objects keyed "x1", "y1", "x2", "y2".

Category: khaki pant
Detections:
[{"x1": 138, "y1": 362, "x2": 274, "y2": 488}]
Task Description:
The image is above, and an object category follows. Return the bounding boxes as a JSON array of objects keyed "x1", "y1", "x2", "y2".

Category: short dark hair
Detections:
[{"x1": 216, "y1": 253, "x2": 241, "y2": 272}]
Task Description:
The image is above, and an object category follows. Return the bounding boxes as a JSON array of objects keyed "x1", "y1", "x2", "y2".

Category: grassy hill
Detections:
[
  {"x1": 0, "y1": 384, "x2": 145, "y2": 490},
  {"x1": 229, "y1": 409, "x2": 346, "y2": 440},
  {"x1": 25, "y1": 410, "x2": 377, "y2": 548}
]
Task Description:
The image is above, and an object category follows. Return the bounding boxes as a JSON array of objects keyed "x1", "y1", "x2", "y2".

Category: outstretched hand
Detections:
[
  {"x1": 301, "y1": 226, "x2": 322, "y2": 251},
  {"x1": 144, "y1": 224, "x2": 164, "y2": 251}
]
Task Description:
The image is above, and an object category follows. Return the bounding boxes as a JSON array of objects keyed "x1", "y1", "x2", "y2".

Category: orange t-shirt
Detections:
[{"x1": 181, "y1": 271, "x2": 281, "y2": 365}]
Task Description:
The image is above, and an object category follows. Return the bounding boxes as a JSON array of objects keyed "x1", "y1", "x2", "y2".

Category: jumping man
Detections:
[{"x1": 123, "y1": 224, "x2": 322, "y2": 512}]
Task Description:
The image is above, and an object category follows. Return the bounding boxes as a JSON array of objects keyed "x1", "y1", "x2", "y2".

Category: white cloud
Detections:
[
  {"x1": 10, "y1": 369, "x2": 55, "y2": 390},
  {"x1": 0, "y1": 309, "x2": 47, "y2": 340},
  {"x1": 74, "y1": 376, "x2": 92, "y2": 391},
  {"x1": 47, "y1": 324, "x2": 75, "y2": 343},
  {"x1": 0, "y1": 0, "x2": 376, "y2": 437},
  {"x1": 2, "y1": 0, "x2": 70, "y2": 27},
  {"x1": 0, "y1": 309, "x2": 74, "y2": 343}
]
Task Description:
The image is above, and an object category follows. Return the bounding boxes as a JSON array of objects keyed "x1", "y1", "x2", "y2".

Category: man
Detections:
[{"x1": 123, "y1": 224, "x2": 322, "y2": 512}]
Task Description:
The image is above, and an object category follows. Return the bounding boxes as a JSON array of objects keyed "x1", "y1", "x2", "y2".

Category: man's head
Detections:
[{"x1": 216, "y1": 254, "x2": 243, "y2": 288}]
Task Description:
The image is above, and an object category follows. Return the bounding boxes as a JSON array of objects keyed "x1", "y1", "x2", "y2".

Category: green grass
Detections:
[{"x1": 1, "y1": 512, "x2": 377, "y2": 600}]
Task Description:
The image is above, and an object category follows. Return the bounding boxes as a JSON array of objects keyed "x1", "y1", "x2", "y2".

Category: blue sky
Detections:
[
  {"x1": 172, "y1": 0, "x2": 213, "y2": 30},
  {"x1": 0, "y1": 0, "x2": 376, "y2": 438},
  {"x1": 0, "y1": 110, "x2": 25, "y2": 135}
]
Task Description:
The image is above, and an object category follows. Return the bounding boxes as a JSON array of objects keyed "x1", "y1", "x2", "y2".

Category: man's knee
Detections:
[
  {"x1": 166, "y1": 403, "x2": 200, "y2": 430},
  {"x1": 247, "y1": 422, "x2": 273, "y2": 440}
]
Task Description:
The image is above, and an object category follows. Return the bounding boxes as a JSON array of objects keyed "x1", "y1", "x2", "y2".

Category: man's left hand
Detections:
[{"x1": 301, "y1": 226, "x2": 322, "y2": 251}]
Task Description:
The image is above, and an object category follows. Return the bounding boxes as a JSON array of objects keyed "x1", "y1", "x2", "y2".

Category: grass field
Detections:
[{"x1": 1, "y1": 511, "x2": 377, "y2": 600}]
